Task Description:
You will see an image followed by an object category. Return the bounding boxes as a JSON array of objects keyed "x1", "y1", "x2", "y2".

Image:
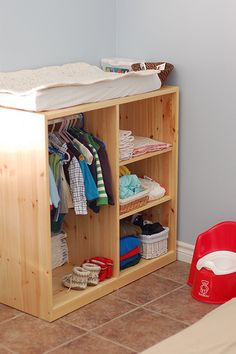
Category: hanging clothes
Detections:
[
  {"x1": 68, "y1": 156, "x2": 87, "y2": 215},
  {"x1": 49, "y1": 165, "x2": 60, "y2": 208}
]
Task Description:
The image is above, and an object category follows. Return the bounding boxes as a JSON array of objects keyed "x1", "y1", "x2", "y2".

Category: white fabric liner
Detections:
[
  {"x1": 196, "y1": 250, "x2": 236, "y2": 275},
  {"x1": 0, "y1": 62, "x2": 161, "y2": 112}
]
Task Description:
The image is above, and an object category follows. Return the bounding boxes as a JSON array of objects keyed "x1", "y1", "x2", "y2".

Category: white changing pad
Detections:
[{"x1": 0, "y1": 62, "x2": 161, "y2": 111}]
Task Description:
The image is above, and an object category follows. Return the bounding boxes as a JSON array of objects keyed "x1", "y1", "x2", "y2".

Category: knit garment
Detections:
[
  {"x1": 120, "y1": 236, "x2": 141, "y2": 256},
  {"x1": 120, "y1": 253, "x2": 141, "y2": 268},
  {"x1": 120, "y1": 254, "x2": 141, "y2": 270},
  {"x1": 89, "y1": 144, "x2": 108, "y2": 206},
  {"x1": 120, "y1": 246, "x2": 140, "y2": 261}
]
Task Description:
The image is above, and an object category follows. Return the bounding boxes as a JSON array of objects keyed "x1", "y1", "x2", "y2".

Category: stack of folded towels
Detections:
[
  {"x1": 132, "y1": 136, "x2": 171, "y2": 157},
  {"x1": 120, "y1": 220, "x2": 142, "y2": 269},
  {"x1": 119, "y1": 129, "x2": 134, "y2": 160},
  {"x1": 51, "y1": 232, "x2": 69, "y2": 269}
]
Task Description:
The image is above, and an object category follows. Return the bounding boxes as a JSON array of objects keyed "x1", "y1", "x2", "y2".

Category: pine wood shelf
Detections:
[
  {"x1": 119, "y1": 147, "x2": 173, "y2": 166},
  {"x1": 119, "y1": 195, "x2": 172, "y2": 219},
  {"x1": 0, "y1": 86, "x2": 179, "y2": 321}
]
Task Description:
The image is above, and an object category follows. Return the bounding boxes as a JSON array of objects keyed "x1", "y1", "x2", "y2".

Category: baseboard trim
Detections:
[{"x1": 177, "y1": 241, "x2": 194, "y2": 264}]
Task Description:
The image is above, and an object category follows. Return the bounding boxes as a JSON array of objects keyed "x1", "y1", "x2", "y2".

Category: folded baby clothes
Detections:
[
  {"x1": 119, "y1": 174, "x2": 143, "y2": 199},
  {"x1": 139, "y1": 176, "x2": 165, "y2": 201},
  {"x1": 120, "y1": 254, "x2": 141, "y2": 270},
  {"x1": 141, "y1": 222, "x2": 165, "y2": 235},
  {"x1": 120, "y1": 253, "x2": 141, "y2": 268},
  {"x1": 119, "y1": 129, "x2": 134, "y2": 160},
  {"x1": 120, "y1": 220, "x2": 142, "y2": 238},
  {"x1": 120, "y1": 236, "x2": 141, "y2": 256},
  {"x1": 51, "y1": 232, "x2": 69, "y2": 269},
  {"x1": 120, "y1": 246, "x2": 140, "y2": 261},
  {"x1": 132, "y1": 136, "x2": 171, "y2": 157}
]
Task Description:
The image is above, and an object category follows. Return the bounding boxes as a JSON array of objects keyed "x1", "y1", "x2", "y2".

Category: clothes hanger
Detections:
[{"x1": 63, "y1": 119, "x2": 75, "y2": 142}]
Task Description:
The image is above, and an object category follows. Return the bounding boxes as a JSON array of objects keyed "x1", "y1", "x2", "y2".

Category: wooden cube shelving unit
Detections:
[{"x1": 0, "y1": 86, "x2": 179, "y2": 321}]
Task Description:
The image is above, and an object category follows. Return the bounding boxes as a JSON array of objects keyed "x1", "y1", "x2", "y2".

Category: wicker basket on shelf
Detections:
[{"x1": 119, "y1": 189, "x2": 149, "y2": 214}]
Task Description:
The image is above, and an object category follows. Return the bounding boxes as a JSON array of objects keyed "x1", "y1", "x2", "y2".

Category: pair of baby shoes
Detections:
[
  {"x1": 82, "y1": 257, "x2": 113, "y2": 282},
  {"x1": 62, "y1": 263, "x2": 101, "y2": 290}
]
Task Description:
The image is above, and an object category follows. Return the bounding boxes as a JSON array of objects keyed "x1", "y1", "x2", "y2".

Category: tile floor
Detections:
[{"x1": 0, "y1": 261, "x2": 218, "y2": 354}]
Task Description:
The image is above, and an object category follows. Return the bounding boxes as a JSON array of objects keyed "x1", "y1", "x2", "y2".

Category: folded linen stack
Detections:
[
  {"x1": 51, "y1": 232, "x2": 69, "y2": 269},
  {"x1": 119, "y1": 129, "x2": 134, "y2": 160},
  {"x1": 132, "y1": 136, "x2": 171, "y2": 157},
  {"x1": 120, "y1": 236, "x2": 141, "y2": 270}
]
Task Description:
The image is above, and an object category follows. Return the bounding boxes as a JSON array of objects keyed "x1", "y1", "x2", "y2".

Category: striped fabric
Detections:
[{"x1": 89, "y1": 144, "x2": 108, "y2": 206}]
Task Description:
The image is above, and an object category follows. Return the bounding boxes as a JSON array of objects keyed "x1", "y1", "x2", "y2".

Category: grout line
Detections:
[
  {"x1": 112, "y1": 292, "x2": 141, "y2": 307},
  {"x1": 151, "y1": 272, "x2": 188, "y2": 285},
  {"x1": 0, "y1": 343, "x2": 18, "y2": 354},
  {"x1": 91, "y1": 332, "x2": 138, "y2": 353},
  {"x1": 59, "y1": 318, "x2": 88, "y2": 331},
  {"x1": 60, "y1": 305, "x2": 139, "y2": 333},
  {"x1": 60, "y1": 284, "x2": 187, "y2": 333},
  {"x1": 138, "y1": 284, "x2": 186, "y2": 308},
  {"x1": 0, "y1": 313, "x2": 24, "y2": 326},
  {"x1": 144, "y1": 307, "x2": 190, "y2": 326},
  {"x1": 88, "y1": 306, "x2": 139, "y2": 332},
  {"x1": 43, "y1": 332, "x2": 88, "y2": 354}
]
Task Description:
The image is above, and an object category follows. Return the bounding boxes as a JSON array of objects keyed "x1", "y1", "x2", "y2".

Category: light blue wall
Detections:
[
  {"x1": 0, "y1": 0, "x2": 116, "y2": 71},
  {"x1": 116, "y1": 0, "x2": 236, "y2": 244},
  {"x1": 1, "y1": 0, "x2": 236, "y2": 245}
]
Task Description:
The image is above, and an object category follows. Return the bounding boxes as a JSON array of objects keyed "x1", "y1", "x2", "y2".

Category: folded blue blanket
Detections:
[
  {"x1": 120, "y1": 236, "x2": 141, "y2": 256},
  {"x1": 120, "y1": 253, "x2": 141, "y2": 267}
]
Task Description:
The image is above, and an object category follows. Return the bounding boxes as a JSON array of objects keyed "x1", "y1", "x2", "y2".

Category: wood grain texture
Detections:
[
  {"x1": 0, "y1": 108, "x2": 52, "y2": 320},
  {"x1": 0, "y1": 87, "x2": 178, "y2": 321}
]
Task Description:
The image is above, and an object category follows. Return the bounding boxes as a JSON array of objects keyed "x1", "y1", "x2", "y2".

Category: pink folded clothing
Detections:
[
  {"x1": 132, "y1": 136, "x2": 171, "y2": 157},
  {"x1": 119, "y1": 129, "x2": 134, "y2": 160}
]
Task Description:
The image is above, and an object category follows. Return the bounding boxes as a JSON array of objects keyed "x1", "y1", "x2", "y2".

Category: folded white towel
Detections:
[{"x1": 119, "y1": 129, "x2": 132, "y2": 138}]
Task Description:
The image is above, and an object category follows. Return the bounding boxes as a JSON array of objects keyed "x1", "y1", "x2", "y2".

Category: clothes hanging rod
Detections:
[{"x1": 47, "y1": 113, "x2": 82, "y2": 125}]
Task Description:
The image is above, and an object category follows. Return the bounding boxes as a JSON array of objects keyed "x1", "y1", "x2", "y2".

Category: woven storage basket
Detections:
[
  {"x1": 119, "y1": 188, "x2": 149, "y2": 214},
  {"x1": 120, "y1": 195, "x2": 149, "y2": 214},
  {"x1": 138, "y1": 227, "x2": 169, "y2": 259}
]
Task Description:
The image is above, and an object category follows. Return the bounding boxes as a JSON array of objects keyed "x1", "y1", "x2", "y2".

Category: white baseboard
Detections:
[{"x1": 177, "y1": 241, "x2": 194, "y2": 264}]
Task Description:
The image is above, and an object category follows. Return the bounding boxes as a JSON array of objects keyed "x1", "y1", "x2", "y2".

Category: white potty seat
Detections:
[{"x1": 196, "y1": 251, "x2": 236, "y2": 275}]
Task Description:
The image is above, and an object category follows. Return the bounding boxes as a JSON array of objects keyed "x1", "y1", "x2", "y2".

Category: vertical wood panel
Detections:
[
  {"x1": 0, "y1": 108, "x2": 52, "y2": 320},
  {"x1": 63, "y1": 106, "x2": 120, "y2": 276}
]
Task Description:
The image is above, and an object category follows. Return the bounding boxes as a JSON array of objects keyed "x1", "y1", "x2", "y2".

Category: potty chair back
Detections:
[{"x1": 188, "y1": 221, "x2": 236, "y2": 286}]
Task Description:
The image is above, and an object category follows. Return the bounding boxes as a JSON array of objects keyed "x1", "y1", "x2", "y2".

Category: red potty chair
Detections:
[{"x1": 188, "y1": 221, "x2": 236, "y2": 304}]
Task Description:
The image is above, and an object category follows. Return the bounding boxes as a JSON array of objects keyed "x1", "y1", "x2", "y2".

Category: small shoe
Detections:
[
  {"x1": 82, "y1": 263, "x2": 101, "y2": 285},
  {"x1": 62, "y1": 266, "x2": 90, "y2": 290}
]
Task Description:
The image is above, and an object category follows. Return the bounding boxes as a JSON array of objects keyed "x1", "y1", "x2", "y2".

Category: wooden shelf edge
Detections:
[
  {"x1": 51, "y1": 251, "x2": 176, "y2": 321},
  {"x1": 52, "y1": 277, "x2": 118, "y2": 321},
  {"x1": 119, "y1": 195, "x2": 172, "y2": 219},
  {"x1": 119, "y1": 251, "x2": 176, "y2": 284},
  {"x1": 119, "y1": 147, "x2": 172, "y2": 166}
]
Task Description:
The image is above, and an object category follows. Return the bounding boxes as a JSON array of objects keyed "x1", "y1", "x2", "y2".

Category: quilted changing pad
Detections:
[{"x1": 0, "y1": 62, "x2": 161, "y2": 111}]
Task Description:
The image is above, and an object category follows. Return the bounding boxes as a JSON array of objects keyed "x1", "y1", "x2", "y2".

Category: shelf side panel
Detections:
[
  {"x1": 63, "y1": 106, "x2": 120, "y2": 277},
  {"x1": 0, "y1": 108, "x2": 52, "y2": 320}
]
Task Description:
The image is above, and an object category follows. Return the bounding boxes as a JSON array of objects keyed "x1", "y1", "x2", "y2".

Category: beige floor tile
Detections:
[
  {"x1": 0, "y1": 345, "x2": 14, "y2": 354},
  {"x1": 62, "y1": 294, "x2": 137, "y2": 330},
  {"x1": 0, "y1": 314, "x2": 85, "y2": 354},
  {"x1": 0, "y1": 304, "x2": 21, "y2": 323},
  {"x1": 49, "y1": 333, "x2": 136, "y2": 354},
  {"x1": 153, "y1": 260, "x2": 190, "y2": 284},
  {"x1": 145, "y1": 285, "x2": 218, "y2": 324},
  {"x1": 114, "y1": 274, "x2": 182, "y2": 305},
  {"x1": 93, "y1": 308, "x2": 187, "y2": 352}
]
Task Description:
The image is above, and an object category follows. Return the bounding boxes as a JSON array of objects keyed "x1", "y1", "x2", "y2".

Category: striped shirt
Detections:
[{"x1": 89, "y1": 144, "x2": 108, "y2": 206}]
